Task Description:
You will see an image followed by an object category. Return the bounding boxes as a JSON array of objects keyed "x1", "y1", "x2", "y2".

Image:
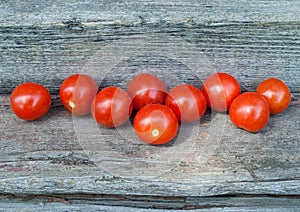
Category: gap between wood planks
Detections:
[{"x1": 2, "y1": 193, "x2": 300, "y2": 210}]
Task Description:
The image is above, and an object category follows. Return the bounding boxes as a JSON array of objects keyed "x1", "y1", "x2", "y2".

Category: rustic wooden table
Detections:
[{"x1": 1, "y1": 1, "x2": 299, "y2": 211}]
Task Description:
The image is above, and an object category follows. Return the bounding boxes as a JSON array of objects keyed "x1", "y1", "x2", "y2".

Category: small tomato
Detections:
[
  {"x1": 91, "y1": 86, "x2": 133, "y2": 128},
  {"x1": 202, "y1": 72, "x2": 241, "y2": 112},
  {"x1": 127, "y1": 73, "x2": 167, "y2": 111},
  {"x1": 166, "y1": 84, "x2": 207, "y2": 123},
  {"x1": 256, "y1": 78, "x2": 291, "y2": 114},
  {"x1": 229, "y1": 92, "x2": 270, "y2": 132},
  {"x1": 10, "y1": 82, "x2": 51, "y2": 121},
  {"x1": 60, "y1": 74, "x2": 98, "y2": 116},
  {"x1": 134, "y1": 104, "x2": 178, "y2": 145}
]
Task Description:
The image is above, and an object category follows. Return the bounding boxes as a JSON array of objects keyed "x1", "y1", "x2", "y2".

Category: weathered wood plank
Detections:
[
  {"x1": 1, "y1": 0, "x2": 300, "y2": 26},
  {"x1": 0, "y1": 195, "x2": 300, "y2": 211},
  {"x1": 0, "y1": 94, "x2": 299, "y2": 197},
  {"x1": 1, "y1": 0, "x2": 300, "y2": 209},
  {"x1": 1, "y1": 24, "x2": 300, "y2": 94},
  {"x1": 1, "y1": 1, "x2": 300, "y2": 94}
]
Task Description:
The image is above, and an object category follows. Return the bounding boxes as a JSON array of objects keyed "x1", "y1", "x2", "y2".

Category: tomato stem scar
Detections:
[
  {"x1": 69, "y1": 101, "x2": 75, "y2": 109},
  {"x1": 152, "y1": 129, "x2": 160, "y2": 137}
]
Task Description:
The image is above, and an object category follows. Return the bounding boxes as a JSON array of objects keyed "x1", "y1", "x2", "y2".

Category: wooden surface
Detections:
[{"x1": 1, "y1": 0, "x2": 300, "y2": 210}]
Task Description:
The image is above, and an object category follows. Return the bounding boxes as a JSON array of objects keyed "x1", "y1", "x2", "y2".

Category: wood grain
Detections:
[
  {"x1": 1, "y1": 0, "x2": 300, "y2": 26},
  {"x1": 0, "y1": 95, "x2": 299, "y2": 196},
  {"x1": 1, "y1": 0, "x2": 300, "y2": 209},
  {"x1": 0, "y1": 195, "x2": 300, "y2": 211},
  {"x1": 1, "y1": 1, "x2": 300, "y2": 94}
]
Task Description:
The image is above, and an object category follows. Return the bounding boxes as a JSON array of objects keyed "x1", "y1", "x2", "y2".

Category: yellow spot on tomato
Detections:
[
  {"x1": 152, "y1": 129, "x2": 160, "y2": 137},
  {"x1": 69, "y1": 101, "x2": 75, "y2": 109}
]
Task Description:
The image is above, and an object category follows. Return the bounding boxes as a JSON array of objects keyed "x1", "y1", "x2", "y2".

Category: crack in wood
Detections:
[
  {"x1": 2, "y1": 193, "x2": 300, "y2": 210},
  {"x1": 49, "y1": 152, "x2": 95, "y2": 166},
  {"x1": 245, "y1": 167, "x2": 260, "y2": 182}
]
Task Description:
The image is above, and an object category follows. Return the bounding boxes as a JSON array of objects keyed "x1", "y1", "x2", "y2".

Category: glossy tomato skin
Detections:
[
  {"x1": 10, "y1": 82, "x2": 51, "y2": 121},
  {"x1": 165, "y1": 84, "x2": 207, "y2": 123},
  {"x1": 60, "y1": 74, "x2": 98, "y2": 116},
  {"x1": 256, "y1": 78, "x2": 291, "y2": 114},
  {"x1": 91, "y1": 86, "x2": 133, "y2": 128},
  {"x1": 202, "y1": 72, "x2": 241, "y2": 112},
  {"x1": 229, "y1": 92, "x2": 270, "y2": 133},
  {"x1": 127, "y1": 73, "x2": 167, "y2": 111},
  {"x1": 134, "y1": 104, "x2": 178, "y2": 145}
]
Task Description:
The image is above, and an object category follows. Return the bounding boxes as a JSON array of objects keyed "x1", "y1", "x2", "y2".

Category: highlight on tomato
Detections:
[
  {"x1": 166, "y1": 84, "x2": 207, "y2": 123},
  {"x1": 91, "y1": 86, "x2": 133, "y2": 128},
  {"x1": 127, "y1": 73, "x2": 167, "y2": 111},
  {"x1": 229, "y1": 92, "x2": 270, "y2": 133},
  {"x1": 10, "y1": 82, "x2": 52, "y2": 121},
  {"x1": 59, "y1": 74, "x2": 98, "y2": 116},
  {"x1": 133, "y1": 104, "x2": 178, "y2": 145},
  {"x1": 202, "y1": 72, "x2": 241, "y2": 112},
  {"x1": 256, "y1": 78, "x2": 291, "y2": 115}
]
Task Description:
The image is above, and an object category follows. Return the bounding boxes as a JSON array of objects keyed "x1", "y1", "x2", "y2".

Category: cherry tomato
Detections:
[
  {"x1": 134, "y1": 104, "x2": 178, "y2": 145},
  {"x1": 127, "y1": 73, "x2": 167, "y2": 111},
  {"x1": 60, "y1": 74, "x2": 98, "y2": 116},
  {"x1": 165, "y1": 84, "x2": 207, "y2": 123},
  {"x1": 256, "y1": 78, "x2": 291, "y2": 114},
  {"x1": 91, "y1": 86, "x2": 133, "y2": 128},
  {"x1": 202, "y1": 72, "x2": 241, "y2": 112},
  {"x1": 10, "y1": 82, "x2": 51, "y2": 121},
  {"x1": 229, "y1": 92, "x2": 270, "y2": 132}
]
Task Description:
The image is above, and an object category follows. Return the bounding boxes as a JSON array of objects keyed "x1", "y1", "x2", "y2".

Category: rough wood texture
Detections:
[
  {"x1": 0, "y1": 195, "x2": 300, "y2": 211},
  {"x1": 1, "y1": 0, "x2": 300, "y2": 210},
  {"x1": 1, "y1": 1, "x2": 300, "y2": 94}
]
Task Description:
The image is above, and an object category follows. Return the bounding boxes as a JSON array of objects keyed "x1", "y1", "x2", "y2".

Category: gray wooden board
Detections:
[
  {"x1": 1, "y1": 23, "x2": 300, "y2": 94},
  {"x1": 1, "y1": 2, "x2": 300, "y2": 94},
  {"x1": 0, "y1": 195, "x2": 300, "y2": 211},
  {"x1": 1, "y1": 0, "x2": 300, "y2": 26},
  {"x1": 1, "y1": 0, "x2": 300, "y2": 210},
  {"x1": 0, "y1": 95, "x2": 299, "y2": 203}
]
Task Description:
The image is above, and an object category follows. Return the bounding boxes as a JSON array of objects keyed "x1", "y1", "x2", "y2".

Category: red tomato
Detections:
[
  {"x1": 10, "y1": 82, "x2": 51, "y2": 121},
  {"x1": 60, "y1": 74, "x2": 98, "y2": 116},
  {"x1": 127, "y1": 73, "x2": 167, "y2": 111},
  {"x1": 256, "y1": 78, "x2": 291, "y2": 114},
  {"x1": 165, "y1": 84, "x2": 207, "y2": 123},
  {"x1": 134, "y1": 104, "x2": 178, "y2": 145},
  {"x1": 229, "y1": 92, "x2": 270, "y2": 132},
  {"x1": 202, "y1": 72, "x2": 241, "y2": 112},
  {"x1": 91, "y1": 86, "x2": 133, "y2": 128}
]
